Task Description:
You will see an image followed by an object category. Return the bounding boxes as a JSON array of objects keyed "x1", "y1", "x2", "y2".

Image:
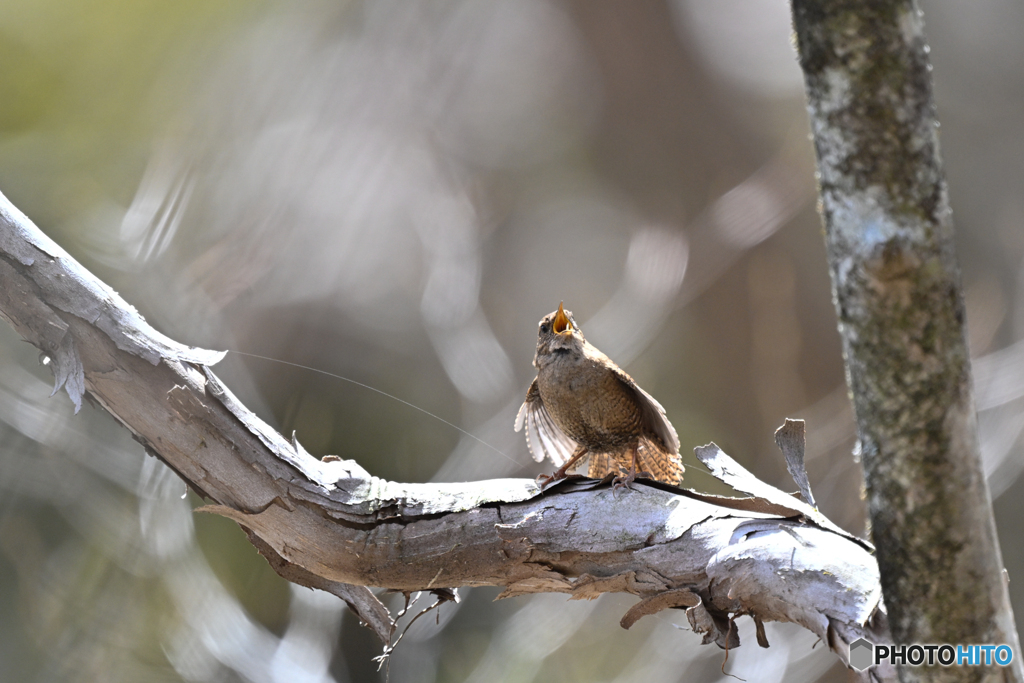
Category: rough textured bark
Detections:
[
  {"x1": 0, "y1": 189, "x2": 891, "y2": 673},
  {"x1": 791, "y1": 1, "x2": 1023, "y2": 680}
]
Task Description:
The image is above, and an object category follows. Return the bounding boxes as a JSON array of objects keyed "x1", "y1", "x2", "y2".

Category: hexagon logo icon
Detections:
[{"x1": 849, "y1": 638, "x2": 874, "y2": 671}]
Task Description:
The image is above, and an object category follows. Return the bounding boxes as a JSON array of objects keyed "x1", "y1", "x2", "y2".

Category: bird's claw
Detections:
[
  {"x1": 610, "y1": 469, "x2": 653, "y2": 493},
  {"x1": 536, "y1": 471, "x2": 565, "y2": 489},
  {"x1": 611, "y1": 473, "x2": 637, "y2": 492}
]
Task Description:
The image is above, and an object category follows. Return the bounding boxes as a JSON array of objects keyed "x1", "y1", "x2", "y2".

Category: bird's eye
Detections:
[{"x1": 540, "y1": 323, "x2": 550, "y2": 334}]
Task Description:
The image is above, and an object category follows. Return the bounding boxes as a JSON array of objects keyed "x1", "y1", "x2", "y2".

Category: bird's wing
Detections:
[
  {"x1": 515, "y1": 379, "x2": 578, "y2": 465},
  {"x1": 611, "y1": 368, "x2": 680, "y2": 454}
]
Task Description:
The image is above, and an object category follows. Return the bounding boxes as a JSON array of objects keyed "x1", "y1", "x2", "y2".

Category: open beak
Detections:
[{"x1": 553, "y1": 302, "x2": 573, "y2": 335}]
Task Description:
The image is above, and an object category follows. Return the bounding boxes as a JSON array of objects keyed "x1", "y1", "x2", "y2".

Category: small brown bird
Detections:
[{"x1": 515, "y1": 303, "x2": 684, "y2": 487}]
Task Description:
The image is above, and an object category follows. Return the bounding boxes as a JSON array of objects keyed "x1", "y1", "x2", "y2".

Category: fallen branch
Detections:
[{"x1": 0, "y1": 190, "x2": 889, "y2": 676}]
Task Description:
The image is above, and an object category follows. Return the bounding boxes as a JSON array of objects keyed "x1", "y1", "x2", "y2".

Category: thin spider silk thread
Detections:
[{"x1": 229, "y1": 350, "x2": 521, "y2": 466}]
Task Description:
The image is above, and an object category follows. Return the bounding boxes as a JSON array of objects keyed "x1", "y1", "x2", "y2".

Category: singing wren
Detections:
[{"x1": 515, "y1": 303, "x2": 684, "y2": 486}]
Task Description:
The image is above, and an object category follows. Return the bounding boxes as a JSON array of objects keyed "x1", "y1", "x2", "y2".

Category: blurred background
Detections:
[{"x1": 0, "y1": 0, "x2": 1022, "y2": 681}]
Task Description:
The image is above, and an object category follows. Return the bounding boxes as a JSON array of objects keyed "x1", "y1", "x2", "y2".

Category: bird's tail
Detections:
[
  {"x1": 636, "y1": 438, "x2": 685, "y2": 485},
  {"x1": 585, "y1": 439, "x2": 684, "y2": 486},
  {"x1": 584, "y1": 452, "x2": 617, "y2": 479}
]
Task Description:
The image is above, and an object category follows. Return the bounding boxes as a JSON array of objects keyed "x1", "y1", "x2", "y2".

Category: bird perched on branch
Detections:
[{"x1": 515, "y1": 303, "x2": 684, "y2": 487}]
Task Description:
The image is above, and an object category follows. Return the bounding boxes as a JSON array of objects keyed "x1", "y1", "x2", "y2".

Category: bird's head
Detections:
[{"x1": 534, "y1": 302, "x2": 585, "y2": 367}]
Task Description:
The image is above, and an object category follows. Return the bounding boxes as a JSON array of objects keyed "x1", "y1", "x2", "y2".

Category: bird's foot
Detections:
[
  {"x1": 536, "y1": 448, "x2": 588, "y2": 490},
  {"x1": 610, "y1": 467, "x2": 653, "y2": 492},
  {"x1": 611, "y1": 472, "x2": 637, "y2": 492},
  {"x1": 536, "y1": 468, "x2": 569, "y2": 489}
]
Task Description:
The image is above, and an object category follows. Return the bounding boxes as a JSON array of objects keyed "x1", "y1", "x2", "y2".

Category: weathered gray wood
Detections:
[
  {"x1": 791, "y1": 1, "x2": 1023, "y2": 680},
  {"x1": 775, "y1": 419, "x2": 815, "y2": 509},
  {"x1": 0, "y1": 189, "x2": 889, "y2": 674}
]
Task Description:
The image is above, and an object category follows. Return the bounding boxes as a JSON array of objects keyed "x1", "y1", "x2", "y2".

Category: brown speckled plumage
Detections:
[{"x1": 515, "y1": 304, "x2": 684, "y2": 486}]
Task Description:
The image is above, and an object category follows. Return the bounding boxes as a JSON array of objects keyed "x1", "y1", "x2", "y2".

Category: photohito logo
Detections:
[{"x1": 849, "y1": 638, "x2": 1014, "y2": 671}]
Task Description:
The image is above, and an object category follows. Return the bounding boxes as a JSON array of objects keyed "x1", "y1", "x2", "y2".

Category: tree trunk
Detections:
[{"x1": 791, "y1": 1, "x2": 1023, "y2": 679}]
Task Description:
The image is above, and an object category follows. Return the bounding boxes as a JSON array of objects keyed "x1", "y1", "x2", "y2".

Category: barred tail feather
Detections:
[
  {"x1": 636, "y1": 438, "x2": 685, "y2": 485},
  {"x1": 585, "y1": 441, "x2": 685, "y2": 486},
  {"x1": 587, "y1": 452, "x2": 620, "y2": 479}
]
